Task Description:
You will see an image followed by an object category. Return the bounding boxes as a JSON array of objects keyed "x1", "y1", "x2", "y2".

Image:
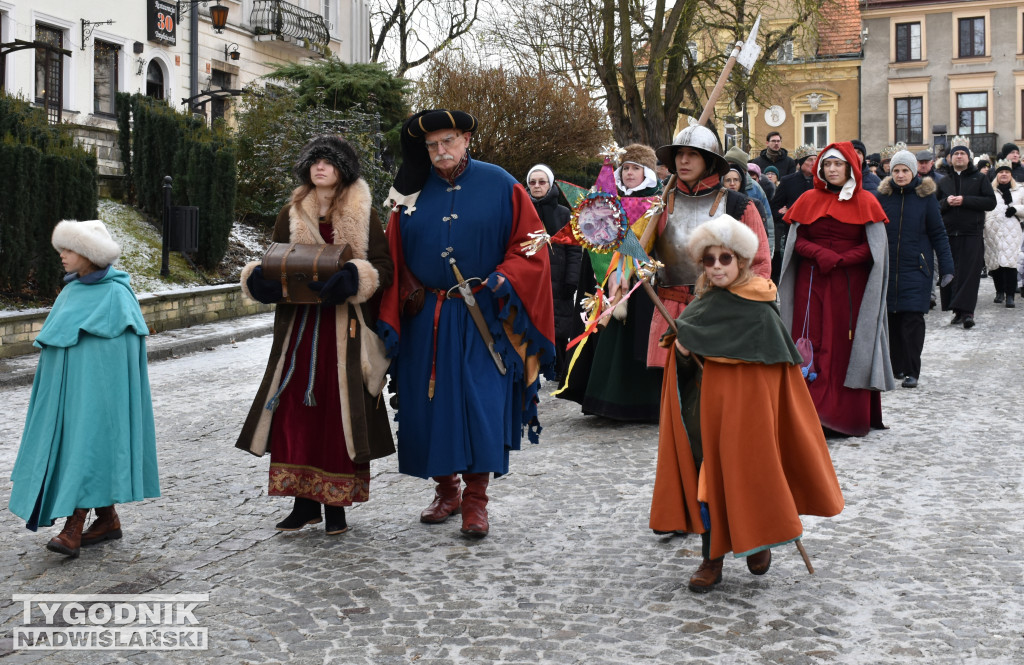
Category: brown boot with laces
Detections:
[
  {"x1": 81, "y1": 505, "x2": 122, "y2": 546},
  {"x1": 688, "y1": 557, "x2": 724, "y2": 593},
  {"x1": 46, "y1": 509, "x2": 88, "y2": 558}
]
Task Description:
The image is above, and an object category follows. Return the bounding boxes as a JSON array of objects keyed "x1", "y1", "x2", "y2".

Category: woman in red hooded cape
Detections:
[{"x1": 777, "y1": 141, "x2": 895, "y2": 437}]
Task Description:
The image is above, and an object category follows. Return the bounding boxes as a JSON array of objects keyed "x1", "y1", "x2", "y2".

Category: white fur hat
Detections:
[
  {"x1": 51, "y1": 219, "x2": 121, "y2": 268},
  {"x1": 686, "y1": 214, "x2": 759, "y2": 263}
]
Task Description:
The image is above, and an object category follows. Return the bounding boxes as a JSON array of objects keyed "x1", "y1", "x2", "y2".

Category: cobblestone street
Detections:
[{"x1": 0, "y1": 286, "x2": 1022, "y2": 664}]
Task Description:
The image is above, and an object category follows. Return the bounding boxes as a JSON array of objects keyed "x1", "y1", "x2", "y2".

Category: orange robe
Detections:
[{"x1": 649, "y1": 279, "x2": 844, "y2": 559}]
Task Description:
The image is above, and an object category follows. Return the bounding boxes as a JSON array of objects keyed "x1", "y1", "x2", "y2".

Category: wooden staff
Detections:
[{"x1": 795, "y1": 539, "x2": 815, "y2": 574}]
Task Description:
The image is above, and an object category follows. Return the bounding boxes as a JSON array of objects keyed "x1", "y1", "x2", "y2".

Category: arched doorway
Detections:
[{"x1": 146, "y1": 60, "x2": 164, "y2": 100}]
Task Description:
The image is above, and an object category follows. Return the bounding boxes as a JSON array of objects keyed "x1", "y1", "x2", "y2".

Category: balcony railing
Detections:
[{"x1": 251, "y1": 0, "x2": 330, "y2": 52}]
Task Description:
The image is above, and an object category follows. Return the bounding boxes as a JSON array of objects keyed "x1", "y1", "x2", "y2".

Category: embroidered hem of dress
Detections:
[{"x1": 269, "y1": 463, "x2": 369, "y2": 505}]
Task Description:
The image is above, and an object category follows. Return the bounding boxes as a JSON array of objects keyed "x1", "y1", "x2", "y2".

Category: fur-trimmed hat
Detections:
[
  {"x1": 686, "y1": 214, "x2": 760, "y2": 264},
  {"x1": 294, "y1": 135, "x2": 360, "y2": 186},
  {"x1": 620, "y1": 143, "x2": 657, "y2": 172},
  {"x1": 793, "y1": 144, "x2": 818, "y2": 164},
  {"x1": 51, "y1": 219, "x2": 121, "y2": 268}
]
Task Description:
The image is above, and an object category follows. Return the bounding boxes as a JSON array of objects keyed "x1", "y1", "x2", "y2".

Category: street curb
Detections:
[{"x1": 0, "y1": 315, "x2": 274, "y2": 389}]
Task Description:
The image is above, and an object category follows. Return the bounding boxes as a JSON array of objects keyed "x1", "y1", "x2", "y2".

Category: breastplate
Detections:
[{"x1": 655, "y1": 190, "x2": 722, "y2": 286}]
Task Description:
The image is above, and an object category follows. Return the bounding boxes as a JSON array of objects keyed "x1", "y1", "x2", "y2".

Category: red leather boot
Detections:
[
  {"x1": 420, "y1": 474, "x2": 462, "y2": 523},
  {"x1": 81, "y1": 505, "x2": 122, "y2": 546},
  {"x1": 46, "y1": 509, "x2": 88, "y2": 558},
  {"x1": 460, "y1": 473, "x2": 489, "y2": 538}
]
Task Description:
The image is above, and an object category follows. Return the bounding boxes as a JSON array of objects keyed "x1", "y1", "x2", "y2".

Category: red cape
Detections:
[{"x1": 783, "y1": 141, "x2": 888, "y2": 226}]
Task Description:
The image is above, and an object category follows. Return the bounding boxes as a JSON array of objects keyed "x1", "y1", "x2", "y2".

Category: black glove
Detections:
[
  {"x1": 246, "y1": 265, "x2": 282, "y2": 304},
  {"x1": 309, "y1": 262, "x2": 359, "y2": 305},
  {"x1": 1005, "y1": 206, "x2": 1017, "y2": 218}
]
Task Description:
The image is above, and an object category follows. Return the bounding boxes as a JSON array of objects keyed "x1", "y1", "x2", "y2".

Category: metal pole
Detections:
[{"x1": 161, "y1": 176, "x2": 172, "y2": 276}]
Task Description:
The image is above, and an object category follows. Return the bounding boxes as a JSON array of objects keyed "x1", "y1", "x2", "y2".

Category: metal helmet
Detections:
[{"x1": 655, "y1": 125, "x2": 729, "y2": 178}]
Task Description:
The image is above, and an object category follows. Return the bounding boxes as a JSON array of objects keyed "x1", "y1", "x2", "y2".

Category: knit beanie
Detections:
[
  {"x1": 889, "y1": 150, "x2": 918, "y2": 175},
  {"x1": 526, "y1": 164, "x2": 555, "y2": 187},
  {"x1": 724, "y1": 145, "x2": 749, "y2": 168},
  {"x1": 999, "y1": 142, "x2": 1020, "y2": 159},
  {"x1": 764, "y1": 165, "x2": 780, "y2": 178}
]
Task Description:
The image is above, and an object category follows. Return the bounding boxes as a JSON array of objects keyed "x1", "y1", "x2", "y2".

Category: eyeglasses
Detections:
[
  {"x1": 425, "y1": 134, "x2": 462, "y2": 152},
  {"x1": 702, "y1": 252, "x2": 734, "y2": 267},
  {"x1": 528, "y1": 179, "x2": 548, "y2": 186}
]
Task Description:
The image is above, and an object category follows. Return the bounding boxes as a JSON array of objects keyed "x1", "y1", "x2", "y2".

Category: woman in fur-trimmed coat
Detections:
[
  {"x1": 876, "y1": 150, "x2": 954, "y2": 387},
  {"x1": 237, "y1": 135, "x2": 394, "y2": 535}
]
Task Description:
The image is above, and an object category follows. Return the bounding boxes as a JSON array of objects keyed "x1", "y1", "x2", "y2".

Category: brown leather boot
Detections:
[
  {"x1": 688, "y1": 557, "x2": 724, "y2": 593},
  {"x1": 420, "y1": 474, "x2": 462, "y2": 524},
  {"x1": 46, "y1": 509, "x2": 88, "y2": 558},
  {"x1": 746, "y1": 548, "x2": 771, "y2": 575},
  {"x1": 460, "y1": 473, "x2": 489, "y2": 538},
  {"x1": 81, "y1": 506, "x2": 122, "y2": 547}
]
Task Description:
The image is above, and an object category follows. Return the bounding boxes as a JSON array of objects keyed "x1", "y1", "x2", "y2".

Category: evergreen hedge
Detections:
[
  {"x1": 0, "y1": 93, "x2": 97, "y2": 297},
  {"x1": 116, "y1": 94, "x2": 236, "y2": 269}
]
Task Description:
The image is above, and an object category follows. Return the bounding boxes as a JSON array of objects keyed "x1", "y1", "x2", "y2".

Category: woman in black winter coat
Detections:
[
  {"x1": 526, "y1": 164, "x2": 582, "y2": 380},
  {"x1": 875, "y1": 150, "x2": 955, "y2": 388}
]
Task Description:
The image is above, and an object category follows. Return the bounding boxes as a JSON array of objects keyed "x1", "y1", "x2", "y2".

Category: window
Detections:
[
  {"x1": 322, "y1": 0, "x2": 334, "y2": 32},
  {"x1": 211, "y1": 69, "x2": 231, "y2": 121},
  {"x1": 146, "y1": 61, "x2": 164, "y2": 100},
  {"x1": 895, "y1": 22, "x2": 921, "y2": 62},
  {"x1": 957, "y1": 92, "x2": 987, "y2": 134},
  {"x1": 958, "y1": 17, "x2": 985, "y2": 57},
  {"x1": 93, "y1": 40, "x2": 119, "y2": 115},
  {"x1": 687, "y1": 41, "x2": 698, "y2": 64},
  {"x1": 803, "y1": 112, "x2": 828, "y2": 149},
  {"x1": 775, "y1": 40, "x2": 794, "y2": 63},
  {"x1": 34, "y1": 24, "x2": 64, "y2": 124},
  {"x1": 894, "y1": 97, "x2": 923, "y2": 144}
]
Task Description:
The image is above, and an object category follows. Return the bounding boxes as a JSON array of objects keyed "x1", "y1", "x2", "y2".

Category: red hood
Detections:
[
  {"x1": 784, "y1": 141, "x2": 888, "y2": 226},
  {"x1": 812, "y1": 141, "x2": 863, "y2": 194}
]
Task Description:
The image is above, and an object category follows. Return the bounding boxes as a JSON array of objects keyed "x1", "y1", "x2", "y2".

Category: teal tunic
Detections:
[{"x1": 9, "y1": 268, "x2": 160, "y2": 530}]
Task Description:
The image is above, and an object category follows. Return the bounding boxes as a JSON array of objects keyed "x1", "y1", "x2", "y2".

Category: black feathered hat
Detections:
[
  {"x1": 294, "y1": 135, "x2": 360, "y2": 187},
  {"x1": 387, "y1": 109, "x2": 479, "y2": 213}
]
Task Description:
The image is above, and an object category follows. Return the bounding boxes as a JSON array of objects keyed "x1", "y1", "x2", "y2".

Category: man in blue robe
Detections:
[{"x1": 379, "y1": 109, "x2": 555, "y2": 538}]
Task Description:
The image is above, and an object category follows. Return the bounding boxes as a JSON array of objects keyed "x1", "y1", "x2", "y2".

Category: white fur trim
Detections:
[
  {"x1": 348, "y1": 258, "x2": 379, "y2": 304},
  {"x1": 686, "y1": 214, "x2": 760, "y2": 263},
  {"x1": 239, "y1": 260, "x2": 261, "y2": 301},
  {"x1": 51, "y1": 219, "x2": 121, "y2": 267}
]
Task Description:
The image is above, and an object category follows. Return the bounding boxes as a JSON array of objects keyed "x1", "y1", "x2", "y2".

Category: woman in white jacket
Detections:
[{"x1": 984, "y1": 160, "x2": 1024, "y2": 307}]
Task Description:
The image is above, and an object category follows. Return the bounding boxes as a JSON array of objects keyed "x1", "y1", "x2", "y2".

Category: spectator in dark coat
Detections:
[
  {"x1": 751, "y1": 131, "x2": 797, "y2": 177},
  {"x1": 875, "y1": 150, "x2": 954, "y2": 388},
  {"x1": 993, "y1": 142, "x2": 1024, "y2": 182},
  {"x1": 936, "y1": 143, "x2": 997, "y2": 328},
  {"x1": 851, "y1": 140, "x2": 881, "y2": 193},
  {"x1": 916, "y1": 149, "x2": 945, "y2": 184},
  {"x1": 526, "y1": 164, "x2": 581, "y2": 381},
  {"x1": 770, "y1": 144, "x2": 818, "y2": 281}
]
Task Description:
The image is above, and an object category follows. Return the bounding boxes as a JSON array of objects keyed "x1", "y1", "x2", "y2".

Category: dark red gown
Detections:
[
  {"x1": 791, "y1": 217, "x2": 883, "y2": 436},
  {"x1": 268, "y1": 222, "x2": 370, "y2": 506}
]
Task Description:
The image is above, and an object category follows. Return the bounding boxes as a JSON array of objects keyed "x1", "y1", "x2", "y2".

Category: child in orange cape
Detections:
[{"x1": 648, "y1": 214, "x2": 844, "y2": 593}]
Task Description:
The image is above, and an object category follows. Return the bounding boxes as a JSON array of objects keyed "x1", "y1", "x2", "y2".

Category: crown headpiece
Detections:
[
  {"x1": 994, "y1": 158, "x2": 1013, "y2": 172},
  {"x1": 950, "y1": 135, "x2": 971, "y2": 150},
  {"x1": 880, "y1": 142, "x2": 906, "y2": 160}
]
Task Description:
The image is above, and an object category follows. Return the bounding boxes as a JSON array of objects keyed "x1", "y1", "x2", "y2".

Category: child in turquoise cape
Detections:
[{"x1": 9, "y1": 220, "x2": 160, "y2": 558}]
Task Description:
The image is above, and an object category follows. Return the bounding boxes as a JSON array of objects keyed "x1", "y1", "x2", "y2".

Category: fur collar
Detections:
[
  {"x1": 877, "y1": 176, "x2": 935, "y2": 198},
  {"x1": 287, "y1": 179, "x2": 372, "y2": 258}
]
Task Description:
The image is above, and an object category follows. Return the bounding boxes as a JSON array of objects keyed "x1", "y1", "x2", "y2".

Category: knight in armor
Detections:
[{"x1": 639, "y1": 125, "x2": 771, "y2": 370}]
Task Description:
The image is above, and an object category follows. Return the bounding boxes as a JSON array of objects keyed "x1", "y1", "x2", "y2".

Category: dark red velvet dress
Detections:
[
  {"x1": 791, "y1": 217, "x2": 883, "y2": 436},
  {"x1": 268, "y1": 222, "x2": 370, "y2": 506}
]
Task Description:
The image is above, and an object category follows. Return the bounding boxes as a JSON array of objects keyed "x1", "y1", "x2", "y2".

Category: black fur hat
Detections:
[{"x1": 294, "y1": 135, "x2": 360, "y2": 186}]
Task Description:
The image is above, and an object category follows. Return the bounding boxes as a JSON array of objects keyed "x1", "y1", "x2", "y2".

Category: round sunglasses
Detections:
[{"x1": 701, "y1": 252, "x2": 734, "y2": 267}]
